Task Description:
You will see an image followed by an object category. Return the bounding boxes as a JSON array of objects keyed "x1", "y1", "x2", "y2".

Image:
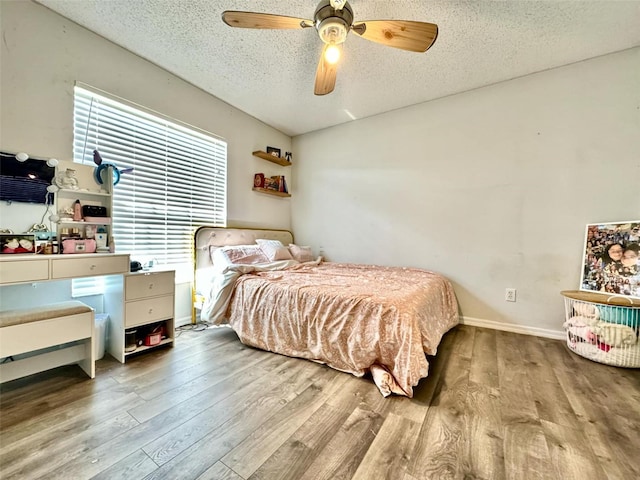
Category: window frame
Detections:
[{"x1": 71, "y1": 84, "x2": 227, "y2": 294}]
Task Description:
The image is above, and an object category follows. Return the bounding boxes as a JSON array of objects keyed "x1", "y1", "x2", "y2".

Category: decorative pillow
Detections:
[
  {"x1": 212, "y1": 244, "x2": 269, "y2": 266},
  {"x1": 209, "y1": 246, "x2": 227, "y2": 265},
  {"x1": 256, "y1": 239, "x2": 293, "y2": 261},
  {"x1": 288, "y1": 243, "x2": 314, "y2": 263},
  {"x1": 226, "y1": 245, "x2": 270, "y2": 264}
]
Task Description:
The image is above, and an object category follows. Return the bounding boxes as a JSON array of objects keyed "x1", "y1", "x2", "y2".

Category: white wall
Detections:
[
  {"x1": 0, "y1": 0, "x2": 291, "y2": 232},
  {"x1": 292, "y1": 48, "x2": 640, "y2": 337},
  {"x1": 0, "y1": 202, "x2": 54, "y2": 234}
]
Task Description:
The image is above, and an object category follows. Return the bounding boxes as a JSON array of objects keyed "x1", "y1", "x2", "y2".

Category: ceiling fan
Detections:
[{"x1": 222, "y1": 0, "x2": 438, "y2": 96}]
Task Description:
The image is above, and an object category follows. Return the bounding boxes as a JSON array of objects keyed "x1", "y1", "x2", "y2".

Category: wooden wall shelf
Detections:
[
  {"x1": 252, "y1": 150, "x2": 291, "y2": 167},
  {"x1": 252, "y1": 187, "x2": 291, "y2": 198}
]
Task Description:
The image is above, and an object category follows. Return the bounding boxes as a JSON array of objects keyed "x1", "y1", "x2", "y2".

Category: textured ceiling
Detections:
[{"x1": 36, "y1": 0, "x2": 640, "y2": 137}]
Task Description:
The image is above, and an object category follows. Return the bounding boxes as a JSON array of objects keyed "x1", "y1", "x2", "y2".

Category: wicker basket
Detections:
[{"x1": 561, "y1": 290, "x2": 640, "y2": 368}]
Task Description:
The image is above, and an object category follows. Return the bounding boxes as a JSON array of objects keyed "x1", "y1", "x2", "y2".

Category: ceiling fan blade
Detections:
[
  {"x1": 314, "y1": 45, "x2": 339, "y2": 96},
  {"x1": 222, "y1": 11, "x2": 312, "y2": 29},
  {"x1": 352, "y1": 20, "x2": 438, "y2": 53}
]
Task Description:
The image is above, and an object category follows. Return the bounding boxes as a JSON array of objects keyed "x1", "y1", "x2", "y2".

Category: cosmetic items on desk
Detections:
[{"x1": 55, "y1": 225, "x2": 111, "y2": 254}]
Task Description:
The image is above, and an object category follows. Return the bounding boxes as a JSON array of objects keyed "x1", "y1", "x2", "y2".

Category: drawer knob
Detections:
[
  {"x1": 148, "y1": 308, "x2": 153, "y2": 314},
  {"x1": 148, "y1": 283, "x2": 154, "y2": 289},
  {"x1": 90, "y1": 264, "x2": 96, "y2": 270}
]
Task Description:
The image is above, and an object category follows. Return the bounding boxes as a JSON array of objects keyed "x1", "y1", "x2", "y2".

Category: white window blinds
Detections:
[{"x1": 72, "y1": 85, "x2": 227, "y2": 273}]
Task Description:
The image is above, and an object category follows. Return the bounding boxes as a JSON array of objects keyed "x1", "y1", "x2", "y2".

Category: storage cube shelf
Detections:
[
  {"x1": 561, "y1": 290, "x2": 640, "y2": 368},
  {"x1": 55, "y1": 160, "x2": 113, "y2": 250}
]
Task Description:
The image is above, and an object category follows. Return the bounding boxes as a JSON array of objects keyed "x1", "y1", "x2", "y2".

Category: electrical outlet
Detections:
[{"x1": 505, "y1": 288, "x2": 516, "y2": 302}]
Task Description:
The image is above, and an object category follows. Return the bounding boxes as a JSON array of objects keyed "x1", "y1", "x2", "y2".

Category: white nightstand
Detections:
[{"x1": 105, "y1": 268, "x2": 175, "y2": 362}]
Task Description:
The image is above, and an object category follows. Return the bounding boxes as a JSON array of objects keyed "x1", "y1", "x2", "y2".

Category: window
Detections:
[{"x1": 71, "y1": 85, "x2": 226, "y2": 293}]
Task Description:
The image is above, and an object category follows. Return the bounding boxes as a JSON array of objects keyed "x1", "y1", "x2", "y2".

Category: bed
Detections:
[{"x1": 193, "y1": 227, "x2": 459, "y2": 397}]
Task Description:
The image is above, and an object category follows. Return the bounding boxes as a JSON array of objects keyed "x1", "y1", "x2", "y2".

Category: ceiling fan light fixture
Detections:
[
  {"x1": 317, "y1": 18, "x2": 348, "y2": 45},
  {"x1": 324, "y1": 44, "x2": 341, "y2": 64}
]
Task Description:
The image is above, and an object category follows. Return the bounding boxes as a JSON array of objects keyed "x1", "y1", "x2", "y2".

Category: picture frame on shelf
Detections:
[
  {"x1": 266, "y1": 146, "x2": 281, "y2": 158},
  {"x1": 264, "y1": 177, "x2": 280, "y2": 191},
  {"x1": 254, "y1": 173, "x2": 265, "y2": 188},
  {"x1": 1, "y1": 233, "x2": 36, "y2": 254},
  {"x1": 580, "y1": 220, "x2": 640, "y2": 299}
]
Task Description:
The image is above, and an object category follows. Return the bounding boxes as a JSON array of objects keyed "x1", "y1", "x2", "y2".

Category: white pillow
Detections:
[
  {"x1": 210, "y1": 246, "x2": 232, "y2": 271},
  {"x1": 256, "y1": 239, "x2": 293, "y2": 261},
  {"x1": 288, "y1": 244, "x2": 314, "y2": 263}
]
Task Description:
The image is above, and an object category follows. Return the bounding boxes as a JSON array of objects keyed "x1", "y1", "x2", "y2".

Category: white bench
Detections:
[{"x1": 0, "y1": 301, "x2": 95, "y2": 383}]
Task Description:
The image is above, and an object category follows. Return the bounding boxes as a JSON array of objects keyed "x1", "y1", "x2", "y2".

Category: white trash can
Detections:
[{"x1": 95, "y1": 313, "x2": 109, "y2": 360}]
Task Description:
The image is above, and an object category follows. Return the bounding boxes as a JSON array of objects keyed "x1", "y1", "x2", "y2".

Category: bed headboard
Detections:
[{"x1": 193, "y1": 226, "x2": 294, "y2": 271}]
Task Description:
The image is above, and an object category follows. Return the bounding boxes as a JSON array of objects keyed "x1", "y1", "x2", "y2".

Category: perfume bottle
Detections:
[{"x1": 73, "y1": 199, "x2": 82, "y2": 221}]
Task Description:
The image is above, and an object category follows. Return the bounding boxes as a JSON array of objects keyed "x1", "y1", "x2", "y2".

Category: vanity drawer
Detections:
[
  {"x1": 125, "y1": 295, "x2": 174, "y2": 327},
  {"x1": 52, "y1": 255, "x2": 129, "y2": 279},
  {"x1": 0, "y1": 259, "x2": 49, "y2": 284},
  {"x1": 126, "y1": 271, "x2": 174, "y2": 301}
]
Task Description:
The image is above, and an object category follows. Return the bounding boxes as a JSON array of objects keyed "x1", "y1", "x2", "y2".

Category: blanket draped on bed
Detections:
[{"x1": 204, "y1": 261, "x2": 459, "y2": 397}]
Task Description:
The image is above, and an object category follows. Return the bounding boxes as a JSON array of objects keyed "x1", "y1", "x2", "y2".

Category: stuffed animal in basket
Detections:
[{"x1": 572, "y1": 302, "x2": 600, "y2": 325}]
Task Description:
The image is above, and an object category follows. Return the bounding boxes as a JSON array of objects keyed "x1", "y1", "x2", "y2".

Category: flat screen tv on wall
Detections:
[{"x1": 0, "y1": 152, "x2": 55, "y2": 205}]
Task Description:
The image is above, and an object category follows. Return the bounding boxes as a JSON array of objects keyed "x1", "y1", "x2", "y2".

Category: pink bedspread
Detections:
[{"x1": 224, "y1": 261, "x2": 459, "y2": 397}]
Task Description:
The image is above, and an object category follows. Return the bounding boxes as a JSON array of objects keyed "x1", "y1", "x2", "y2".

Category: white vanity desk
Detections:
[
  {"x1": 0, "y1": 253, "x2": 132, "y2": 362},
  {"x1": 0, "y1": 161, "x2": 175, "y2": 366},
  {"x1": 0, "y1": 253, "x2": 176, "y2": 363},
  {"x1": 0, "y1": 252, "x2": 130, "y2": 284}
]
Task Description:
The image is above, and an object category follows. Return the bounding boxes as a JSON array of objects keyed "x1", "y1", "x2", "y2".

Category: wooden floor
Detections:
[{"x1": 1, "y1": 324, "x2": 639, "y2": 480}]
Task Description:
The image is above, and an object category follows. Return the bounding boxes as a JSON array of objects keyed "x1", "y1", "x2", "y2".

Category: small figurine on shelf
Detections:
[
  {"x1": 54, "y1": 168, "x2": 79, "y2": 190},
  {"x1": 58, "y1": 206, "x2": 75, "y2": 219},
  {"x1": 285, "y1": 152, "x2": 292, "y2": 163}
]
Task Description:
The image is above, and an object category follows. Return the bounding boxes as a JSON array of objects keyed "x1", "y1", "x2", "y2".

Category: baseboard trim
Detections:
[
  {"x1": 175, "y1": 315, "x2": 192, "y2": 327},
  {"x1": 460, "y1": 316, "x2": 566, "y2": 340}
]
